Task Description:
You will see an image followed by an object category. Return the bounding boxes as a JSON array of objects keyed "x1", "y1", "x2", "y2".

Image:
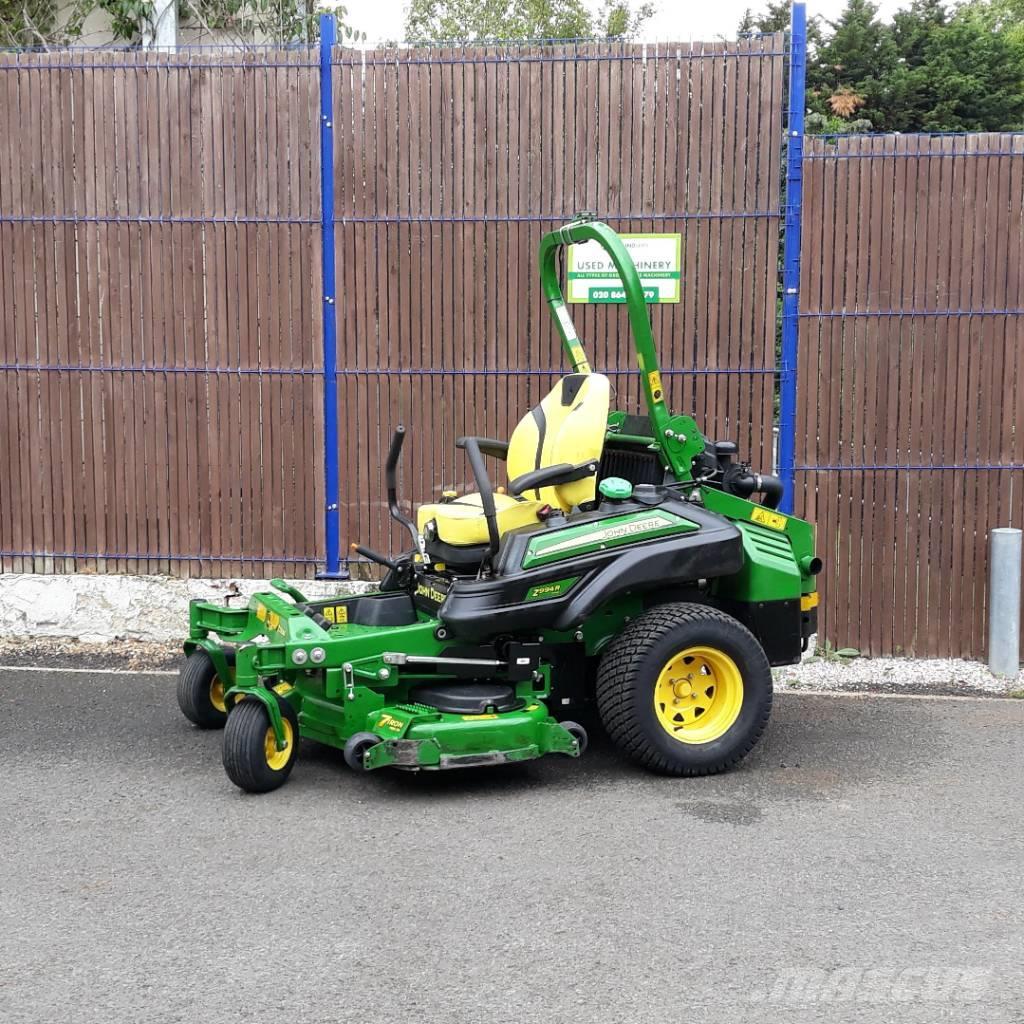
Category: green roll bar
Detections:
[{"x1": 538, "y1": 217, "x2": 702, "y2": 481}]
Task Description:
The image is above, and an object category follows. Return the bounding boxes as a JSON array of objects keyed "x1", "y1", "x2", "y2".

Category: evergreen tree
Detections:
[
  {"x1": 738, "y1": 1, "x2": 792, "y2": 33},
  {"x1": 808, "y1": 0, "x2": 900, "y2": 130},
  {"x1": 741, "y1": 0, "x2": 1024, "y2": 132}
]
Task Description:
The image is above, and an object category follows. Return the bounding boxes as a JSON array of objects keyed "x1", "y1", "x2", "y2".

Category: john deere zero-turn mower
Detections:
[{"x1": 178, "y1": 217, "x2": 821, "y2": 793}]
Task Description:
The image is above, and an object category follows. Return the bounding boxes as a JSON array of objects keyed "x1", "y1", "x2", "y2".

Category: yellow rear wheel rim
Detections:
[
  {"x1": 653, "y1": 646, "x2": 744, "y2": 744},
  {"x1": 209, "y1": 677, "x2": 227, "y2": 713},
  {"x1": 264, "y1": 719, "x2": 294, "y2": 771}
]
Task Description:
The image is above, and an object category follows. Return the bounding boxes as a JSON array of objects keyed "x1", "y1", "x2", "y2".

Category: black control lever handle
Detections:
[{"x1": 384, "y1": 426, "x2": 421, "y2": 549}]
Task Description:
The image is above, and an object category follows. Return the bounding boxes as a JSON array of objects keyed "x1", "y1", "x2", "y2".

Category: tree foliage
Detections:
[
  {"x1": 404, "y1": 0, "x2": 654, "y2": 42},
  {"x1": 744, "y1": 0, "x2": 1024, "y2": 131}
]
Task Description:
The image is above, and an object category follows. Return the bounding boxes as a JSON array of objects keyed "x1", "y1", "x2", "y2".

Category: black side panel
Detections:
[
  {"x1": 423, "y1": 533, "x2": 491, "y2": 568},
  {"x1": 309, "y1": 592, "x2": 418, "y2": 627},
  {"x1": 723, "y1": 598, "x2": 803, "y2": 666},
  {"x1": 440, "y1": 527, "x2": 742, "y2": 640}
]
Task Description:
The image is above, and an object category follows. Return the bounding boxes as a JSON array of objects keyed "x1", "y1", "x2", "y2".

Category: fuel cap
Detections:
[{"x1": 599, "y1": 477, "x2": 633, "y2": 501}]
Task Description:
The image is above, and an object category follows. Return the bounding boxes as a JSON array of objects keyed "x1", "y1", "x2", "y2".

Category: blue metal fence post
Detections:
[
  {"x1": 778, "y1": 1, "x2": 806, "y2": 515},
  {"x1": 317, "y1": 13, "x2": 347, "y2": 579}
]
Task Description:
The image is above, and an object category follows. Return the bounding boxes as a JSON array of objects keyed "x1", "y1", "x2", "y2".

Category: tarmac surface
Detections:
[{"x1": 3, "y1": 669, "x2": 1023, "y2": 1023}]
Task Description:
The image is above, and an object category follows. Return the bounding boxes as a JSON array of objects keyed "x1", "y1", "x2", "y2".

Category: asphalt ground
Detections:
[{"x1": 3, "y1": 669, "x2": 1023, "y2": 1024}]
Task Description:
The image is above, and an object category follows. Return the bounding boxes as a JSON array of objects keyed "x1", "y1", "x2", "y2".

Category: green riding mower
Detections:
[{"x1": 178, "y1": 217, "x2": 821, "y2": 793}]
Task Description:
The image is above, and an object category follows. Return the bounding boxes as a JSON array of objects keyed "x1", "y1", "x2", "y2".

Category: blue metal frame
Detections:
[
  {"x1": 317, "y1": 14, "x2": 347, "y2": 580},
  {"x1": 777, "y1": 1, "x2": 806, "y2": 516}
]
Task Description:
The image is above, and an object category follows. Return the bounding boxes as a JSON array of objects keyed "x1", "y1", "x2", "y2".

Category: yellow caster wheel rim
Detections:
[
  {"x1": 263, "y1": 718, "x2": 294, "y2": 771},
  {"x1": 209, "y1": 677, "x2": 227, "y2": 713},
  {"x1": 653, "y1": 646, "x2": 744, "y2": 744}
]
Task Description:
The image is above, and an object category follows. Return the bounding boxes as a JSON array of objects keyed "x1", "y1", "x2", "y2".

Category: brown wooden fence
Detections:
[
  {"x1": 0, "y1": 49, "x2": 323, "y2": 579},
  {"x1": 797, "y1": 133, "x2": 1024, "y2": 658},
  {"x1": 4, "y1": 42, "x2": 1021, "y2": 660},
  {"x1": 329, "y1": 38, "x2": 787, "y2": 559},
  {"x1": 0, "y1": 37, "x2": 788, "y2": 580}
]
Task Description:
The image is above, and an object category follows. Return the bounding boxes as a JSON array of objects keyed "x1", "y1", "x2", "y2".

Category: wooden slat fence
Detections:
[
  {"x1": 0, "y1": 48, "x2": 323, "y2": 579},
  {"x1": 797, "y1": 133, "x2": 1024, "y2": 658},
  {"x1": 330, "y1": 37, "x2": 787, "y2": 561},
  {"x1": 0, "y1": 38, "x2": 787, "y2": 582}
]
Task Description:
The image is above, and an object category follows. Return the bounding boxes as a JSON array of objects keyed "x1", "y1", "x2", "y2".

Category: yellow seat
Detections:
[
  {"x1": 417, "y1": 492, "x2": 547, "y2": 547},
  {"x1": 417, "y1": 373, "x2": 611, "y2": 548}
]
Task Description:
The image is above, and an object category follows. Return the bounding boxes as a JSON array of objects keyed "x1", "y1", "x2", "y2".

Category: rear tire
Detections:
[
  {"x1": 177, "y1": 649, "x2": 233, "y2": 729},
  {"x1": 222, "y1": 695, "x2": 299, "y2": 793},
  {"x1": 596, "y1": 602, "x2": 772, "y2": 776}
]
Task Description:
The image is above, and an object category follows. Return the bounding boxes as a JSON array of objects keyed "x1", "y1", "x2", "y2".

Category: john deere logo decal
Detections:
[
  {"x1": 415, "y1": 582, "x2": 449, "y2": 604},
  {"x1": 522, "y1": 510, "x2": 699, "y2": 569}
]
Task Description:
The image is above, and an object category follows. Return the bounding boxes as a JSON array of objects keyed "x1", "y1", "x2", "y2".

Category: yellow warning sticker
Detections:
[
  {"x1": 647, "y1": 369, "x2": 664, "y2": 403},
  {"x1": 751, "y1": 507, "x2": 788, "y2": 532},
  {"x1": 460, "y1": 713, "x2": 499, "y2": 721},
  {"x1": 322, "y1": 605, "x2": 348, "y2": 624}
]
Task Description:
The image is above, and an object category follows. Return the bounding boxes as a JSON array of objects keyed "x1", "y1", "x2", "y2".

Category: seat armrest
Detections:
[
  {"x1": 508, "y1": 460, "x2": 599, "y2": 497},
  {"x1": 460, "y1": 437, "x2": 501, "y2": 559},
  {"x1": 456, "y1": 436, "x2": 509, "y2": 460}
]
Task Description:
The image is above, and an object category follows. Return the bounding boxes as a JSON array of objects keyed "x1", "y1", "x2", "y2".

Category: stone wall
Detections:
[{"x1": 0, "y1": 574, "x2": 370, "y2": 644}]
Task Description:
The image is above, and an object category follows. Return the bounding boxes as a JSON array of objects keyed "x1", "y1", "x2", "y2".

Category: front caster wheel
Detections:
[
  {"x1": 177, "y1": 649, "x2": 234, "y2": 729},
  {"x1": 344, "y1": 732, "x2": 382, "y2": 771},
  {"x1": 596, "y1": 602, "x2": 772, "y2": 776},
  {"x1": 559, "y1": 721, "x2": 589, "y2": 756},
  {"x1": 222, "y1": 695, "x2": 299, "y2": 793}
]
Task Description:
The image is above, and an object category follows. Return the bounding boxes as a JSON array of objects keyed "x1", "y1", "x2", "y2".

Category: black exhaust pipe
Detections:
[{"x1": 757, "y1": 473, "x2": 784, "y2": 510}]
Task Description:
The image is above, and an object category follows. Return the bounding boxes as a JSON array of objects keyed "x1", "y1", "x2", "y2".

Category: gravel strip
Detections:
[{"x1": 775, "y1": 640, "x2": 1023, "y2": 697}]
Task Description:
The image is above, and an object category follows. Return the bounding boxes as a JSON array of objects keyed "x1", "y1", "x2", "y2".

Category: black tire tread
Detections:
[
  {"x1": 177, "y1": 649, "x2": 228, "y2": 729},
  {"x1": 222, "y1": 698, "x2": 299, "y2": 793},
  {"x1": 595, "y1": 602, "x2": 772, "y2": 777}
]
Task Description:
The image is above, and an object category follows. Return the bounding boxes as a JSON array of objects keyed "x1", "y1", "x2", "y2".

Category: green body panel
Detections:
[
  {"x1": 699, "y1": 486, "x2": 817, "y2": 600},
  {"x1": 362, "y1": 701, "x2": 577, "y2": 770},
  {"x1": 183, "y1": 634, "x2": 235, "y2": 690},
  {"x1": 521, "y1": 509, "x2": 699, "y2": 569}
]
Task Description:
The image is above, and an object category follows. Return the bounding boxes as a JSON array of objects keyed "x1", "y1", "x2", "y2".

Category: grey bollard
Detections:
[{"x1": 988, "y1": 528, "x2": 1022, "y2": 676}]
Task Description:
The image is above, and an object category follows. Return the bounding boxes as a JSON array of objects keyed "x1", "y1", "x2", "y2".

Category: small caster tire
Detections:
[
  {"x1": 344, "y1": 732, "x2": 382, "y2": 771},
  {"x1": 222, "y1": 694, "x2": 299, "y2": 793},
  {"x1": 177, "y1": 649, "x2": 234, "y2": 729},
  {"x1": 560, "y1": 721, "x2": 588, "y2": 756}
]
